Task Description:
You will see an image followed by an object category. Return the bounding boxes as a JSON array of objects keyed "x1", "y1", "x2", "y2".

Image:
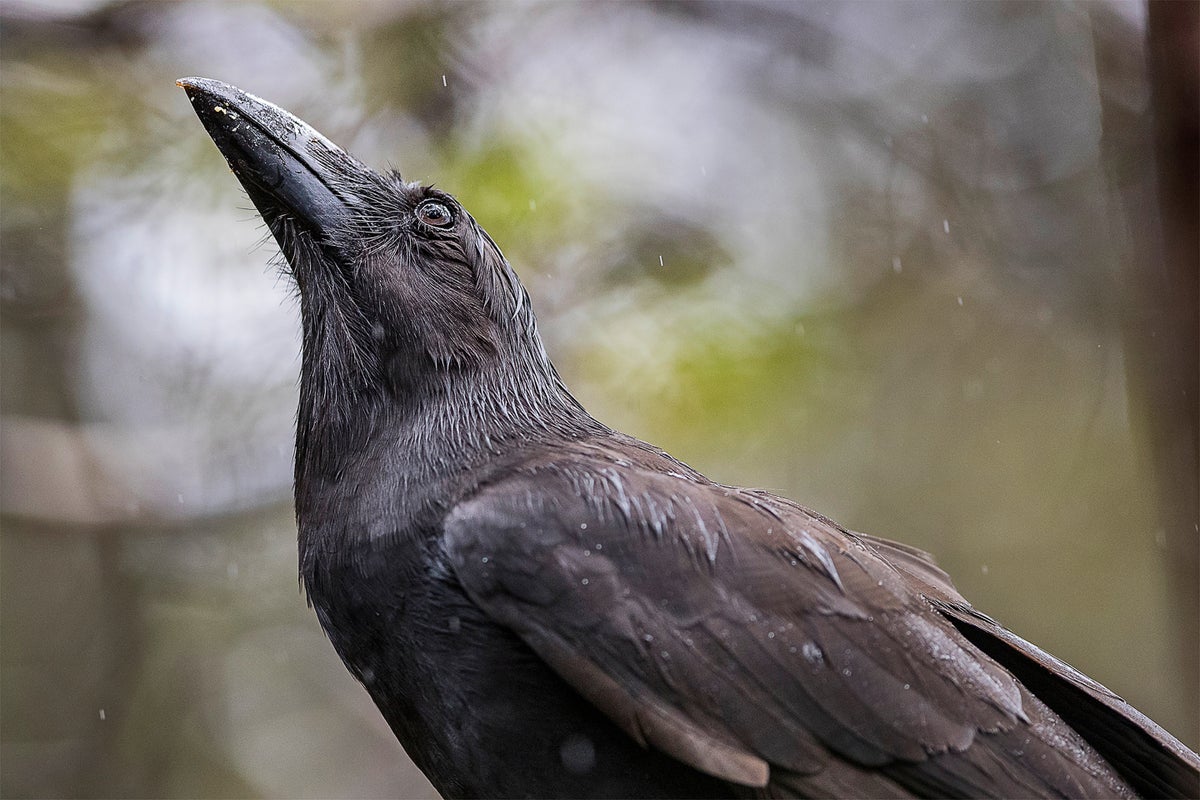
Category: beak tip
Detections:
[
  {"x1": 177, "y1": 77, "x2": 232, "y2": 104},
  {"x1": 177, "y1": 77, "x2": 210, "y2": 107}
]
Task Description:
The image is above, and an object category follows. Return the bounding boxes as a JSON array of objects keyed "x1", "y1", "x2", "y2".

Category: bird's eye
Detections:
[{"x1": 416, "y1": 200, "x2": 453, "y2": 228}]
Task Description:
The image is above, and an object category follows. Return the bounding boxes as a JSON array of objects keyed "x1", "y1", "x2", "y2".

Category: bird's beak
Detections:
[{"x1": 178, "y1": 77, "x2": 363, "y2": 241}]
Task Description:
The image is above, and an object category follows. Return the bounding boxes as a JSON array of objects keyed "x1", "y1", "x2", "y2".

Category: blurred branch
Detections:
[{"x1": 0, "y1": 415, "x2": 290, "y2": 525}]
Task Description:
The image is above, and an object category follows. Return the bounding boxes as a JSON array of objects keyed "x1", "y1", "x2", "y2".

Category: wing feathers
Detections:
[
  {"x1": 939, "y1": 602, "x2": 1200, "y2": 798},
  {"x1": 443, "y1": 458, "x2": 1193, "y2": 796}
]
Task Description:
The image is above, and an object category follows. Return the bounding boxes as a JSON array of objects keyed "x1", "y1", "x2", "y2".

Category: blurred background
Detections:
[{"x1": 1, "y1": 1, "x2": 1196, "y2": 797}]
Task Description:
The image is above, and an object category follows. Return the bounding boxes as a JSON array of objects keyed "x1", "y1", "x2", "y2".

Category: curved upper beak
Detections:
[{"x1": 178, "y1": 77, "x2": 365, "y2": 239}]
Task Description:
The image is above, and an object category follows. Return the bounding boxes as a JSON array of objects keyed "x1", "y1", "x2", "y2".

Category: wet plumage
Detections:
[{"x1": 181, "y1": 77, "x2": 1200, "y2": 799}]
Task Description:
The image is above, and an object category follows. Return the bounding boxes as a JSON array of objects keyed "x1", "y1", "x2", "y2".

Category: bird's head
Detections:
[
  {"x1": 179, "y1": 77, "x2": 544, "y2": 404},
  {"x1": 180, "y1": 78, "x2": 585, "y2": 480}
]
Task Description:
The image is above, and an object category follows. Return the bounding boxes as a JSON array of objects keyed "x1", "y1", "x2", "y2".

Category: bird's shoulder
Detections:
[{"x1": 448, "y1": 434, "x2": 970, "y2": 620}]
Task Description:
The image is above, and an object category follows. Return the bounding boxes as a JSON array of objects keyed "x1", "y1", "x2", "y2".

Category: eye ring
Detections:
[{"x1": 415, "y1": 200, "x2": 454, "y2": 228}]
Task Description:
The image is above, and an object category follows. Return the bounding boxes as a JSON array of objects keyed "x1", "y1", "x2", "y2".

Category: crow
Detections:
[{"x1": 180, "y1": 77, "x2": 1200, "y2": 799}]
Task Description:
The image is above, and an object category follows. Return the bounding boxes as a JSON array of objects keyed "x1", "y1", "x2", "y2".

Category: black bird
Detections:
[{"x1": 180, "y1": 77, "x2": 1200, "y2": 799}]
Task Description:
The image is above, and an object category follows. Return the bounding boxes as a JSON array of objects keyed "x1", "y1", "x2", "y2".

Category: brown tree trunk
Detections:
[{"x1": 1129, "y1": 0, "x2": 1199, "y2": 747}]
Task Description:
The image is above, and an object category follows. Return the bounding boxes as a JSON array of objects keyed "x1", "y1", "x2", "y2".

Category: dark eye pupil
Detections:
[{"x1": 418, "y1": 202, "x2": 451, "y2": 227}]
